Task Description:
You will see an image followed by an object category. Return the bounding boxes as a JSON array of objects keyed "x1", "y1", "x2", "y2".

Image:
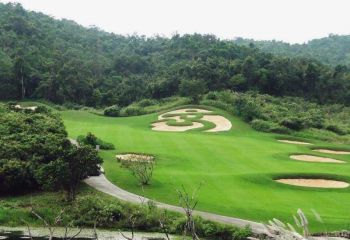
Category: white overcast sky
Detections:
[{"x1": 1, "y1": 0, "x2": 350, "y2": 43}]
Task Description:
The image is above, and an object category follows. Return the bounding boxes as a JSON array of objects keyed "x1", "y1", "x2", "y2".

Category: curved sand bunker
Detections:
[
  {"x1": 277, "y1": 140, "x2": 312, "y2": 145},
  {"x1": 116, "y1": 154, "x2": 154, "y2": 162},
  {"x1": 313, "y1": 149, "x2": 350, "y2": 155},
  {"x1": 290, "y1": 154, "x2": 345, "y2": 163},
  {"x1": 202, "y1": 115, "x2": 232, "y2": 132},
  {"x1": 152, "y1": 121, "x2": 204, "y2": 132},
  {"x1": 276, "y1": 178, "x2": 349, "y2": 188},
  {"x1": 152, "y1": 108, "x2": 232, "y2": 133}
]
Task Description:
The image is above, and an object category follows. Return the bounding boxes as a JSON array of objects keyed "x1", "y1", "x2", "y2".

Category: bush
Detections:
[
  {"x1": 72, "y1": 196, "x2": 251, "y2": 240},
  {"x1": 104, "y1": 105, "x2": 120, "y2": 117},
  {"x1": 77, "y1": 132, "x2": 115, "y2": 150},
  {"x1": 120, "y1": 106, "x2": 145, "y2": 117},
  {"x1": 138, "y1": 99, "x2": 157, "y2": 107},
  {"x1": 269, "y1": 125, "x2": 291, "y2": 134},
  {"x1": 234, "y1": 97, "x2": 262, "y2": 122},
  {"x1": 0, "y1": 160, "x2": 35, "y2": 194},
  {"x1": 280, "y1": 117, "x2": 304, "y2": 130},
  {"x1": 250, "y1": 119, "x2": 273, "y2": 132},
  {"x1": 326, "y1": 124, "x2": 347, "y2": 135}
]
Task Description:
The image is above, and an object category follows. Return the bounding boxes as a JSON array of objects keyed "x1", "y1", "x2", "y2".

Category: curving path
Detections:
[{"x1": 84, "y1": 174, "x2": 267, "y2": 234}]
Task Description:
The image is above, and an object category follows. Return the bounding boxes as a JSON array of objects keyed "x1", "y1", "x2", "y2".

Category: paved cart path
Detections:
[{"x1": 84, "y1": 174, "x2": 267, "y2": 234}]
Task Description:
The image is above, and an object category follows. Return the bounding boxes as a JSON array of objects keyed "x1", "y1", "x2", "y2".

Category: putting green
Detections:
[{"x1": 60, "y1": 106, "x2": 350, "y2": 231}]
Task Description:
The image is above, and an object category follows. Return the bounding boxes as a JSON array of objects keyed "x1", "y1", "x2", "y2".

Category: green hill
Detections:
[
  {"x1": 235, "y1": 34, "x2": 350, "y2": 66},
  {"x1": 1, "y1": 2, "x2": 350, "y2": 107}
]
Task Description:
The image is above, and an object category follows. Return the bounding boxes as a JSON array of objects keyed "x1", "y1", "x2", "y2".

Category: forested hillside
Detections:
[
  {"x1": 1, "y1": 3, "x2": 350, "y2": 107},
  {"x1": 235, "y1": 34, "x2": 350, "y2": 66}
]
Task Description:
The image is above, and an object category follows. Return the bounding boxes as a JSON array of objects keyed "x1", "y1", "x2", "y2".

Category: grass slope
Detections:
[{"x1": 60, "y1": 106, "x2": 350, "y2": 232}]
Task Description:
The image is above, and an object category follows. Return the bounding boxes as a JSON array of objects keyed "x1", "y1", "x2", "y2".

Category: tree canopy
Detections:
[{"x1": 0, "y1": 3, "x2": 350, "y2": 106}]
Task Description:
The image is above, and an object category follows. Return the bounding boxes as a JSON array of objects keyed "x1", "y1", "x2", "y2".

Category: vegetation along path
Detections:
[{"x1": 84, "y1": 174, "x2": 266, "y2": 234}]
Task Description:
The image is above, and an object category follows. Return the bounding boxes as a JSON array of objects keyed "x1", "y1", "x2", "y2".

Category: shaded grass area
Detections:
[
  {"x1": 0, "y1": 185, "x2": 91, "y2": 227},
  {"x1": 58, "y1": 106, "x2": 350, "y2": 232}
]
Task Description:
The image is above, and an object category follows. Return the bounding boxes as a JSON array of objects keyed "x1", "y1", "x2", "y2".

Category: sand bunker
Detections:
[
  {"x1": 153, "y1": 108, "x2": 231, "y2": 132},
  {"x1": 151, "y1": 121, "x2": 204, "y2": 132},
  {"x1": 158, "y1": 108, "x2": 212, "y2": 120},
  {"x1": 290, "y1": 154, "x2": 345, "y2": 163},
  {"x1": 313, "y1": 149, "x2": 350, "y2": 155},
  {"x1": 14, "y1": 104, "x2": 37, "y2": 111},
  {"x1": 116, "y1": 154, "x2": 154, "y2": 162},
  {"x1": 202, "y1": 115, "x2": 232, "y2": 132},
  {"x1": 276, "y1": 178, "x2": 349, "y2": 188},
  {"x1": 277, "y1": 140, "x2": 312, "y2": 145}
]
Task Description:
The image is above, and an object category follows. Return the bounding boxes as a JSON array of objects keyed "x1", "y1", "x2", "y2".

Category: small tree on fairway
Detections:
[{"x1": 128, "y1": 160, "x2": 154, "y2": 186}]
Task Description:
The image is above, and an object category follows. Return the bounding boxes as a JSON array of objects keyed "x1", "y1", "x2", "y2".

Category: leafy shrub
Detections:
[
  {"x1": 251, "y1": 119, "x2": 273, "y2": 132},
  {"x1": 250, "y1": 119, "x2": 290, "y2": 134},
  {"x1": 120, "y1": 106, "x2": 145, "y2": 117},
  {"x1": 200, "y1": 100, "x2": 233, "y2": 114},
  {"x1": 206, "y1": 91, "x2": 219, "y2": 100},
  {"x1": 77, "y1": 132, "x2": 115, "y2": 150},
  {"x1": 138, "y1": 99, "x2": 157, "y2": 107},
  {"x1": 104, "y1": 105, "x2": 120, "y2": 117},
  {"x1": 326, "y1": 124, "x2": 347, "y2": 135},
  {"x1": 269, "y1": 125, "x2": 291, "y2": 134},
  {"x1": 0, "y1": 160, "x2": 35, "y2": 194},
  {"x1": 280, "y1": 117, "x2": 304, "y2": 130},
  {"x1": 71, "y1": 196, "x2": 251, "y2": 240}
]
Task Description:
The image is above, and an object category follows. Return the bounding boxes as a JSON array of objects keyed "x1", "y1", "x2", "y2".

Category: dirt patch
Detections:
[
  {"x1": 202, "y1": 115, "x2": 232, "y2": 132},
  {"x1": 116, "y1": 154, "x2": 154, "y2": 162},
  {"x1": 313, "y1": 149, "x2": 350, "y2": 155},
  {"x1": 276, "y1": 178, "x2": 349, "y2": 188},
  {"x1": 290, "y1": 154, "x2": 345, "y2": 163},
  {"x1": 151, "y1": 121, "x2": 204, "y2": 132},
  {"x1": 277, "y1": 140, "x2": 312, "y2": 145}
]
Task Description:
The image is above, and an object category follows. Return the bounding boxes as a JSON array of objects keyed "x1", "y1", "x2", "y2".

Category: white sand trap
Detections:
[
  {"x1": 116, "y1": 154, "x2": 154, "y2": 162},
  {"x1": 15, "y1": 104, "x2": 37, "y2": 111},
  {"x1": 154, "y1": 108, "x2": 232, "y2": 132},
  {"x1": 202, "y1": 115, "x2": 232, "y2": 132},
  {"x1": 290, "y1": 154, "x2": 345, "y2": 163},
  {"x1": 278, "y1": 140, "x2": 312, "y2": 145},
  {"x1": 152, "y1": 121, "x2": 204, "y2": 132},
  {"x1": 158, "y1": 108, "x2": 212, "y2": 120},
  {"x1": 276, "y1": 178, "x2": 349, "y2": 188},
  {"x1": 313, "y1": 149, "x2": 350, "y2": 155}
]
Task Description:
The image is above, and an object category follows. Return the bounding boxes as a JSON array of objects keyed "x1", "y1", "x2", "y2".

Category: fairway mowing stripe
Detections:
[{"x1": 61, "y1": 110, "x2": 350, "y2": 231}]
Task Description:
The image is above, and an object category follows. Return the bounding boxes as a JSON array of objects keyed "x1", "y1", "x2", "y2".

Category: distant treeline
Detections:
[
  {"x1": 0, "y1": 3, "x2": 350, "y2": 107},
  {"x1": 234, "y1": 35, "x2": 350, "y2": 66}
]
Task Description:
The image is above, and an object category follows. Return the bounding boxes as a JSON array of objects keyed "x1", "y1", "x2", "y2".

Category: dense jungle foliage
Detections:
[
  {"x1": 235, "y1": 34, "x2": 350, "y2": 66},
  {"x1": 1, "y1": 3, "x2": 350, "y2": 107},
  {"x1": 200, "y1": 91, "x2": 350, "y2": 143}
]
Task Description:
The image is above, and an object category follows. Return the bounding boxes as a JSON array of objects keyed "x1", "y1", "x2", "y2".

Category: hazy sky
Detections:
[{"x1": 1, "y1": 0, "x2": 350, "y2": 43}]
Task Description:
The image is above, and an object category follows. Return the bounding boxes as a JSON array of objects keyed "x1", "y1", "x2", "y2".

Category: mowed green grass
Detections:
[{"x1": 60, "y1": 107, "x2": 350, "y2": 231}]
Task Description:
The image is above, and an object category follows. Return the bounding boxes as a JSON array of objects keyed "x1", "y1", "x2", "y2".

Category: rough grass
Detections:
[{"x1": 58, "y1": 105, "x2": 350, "y2": 232}]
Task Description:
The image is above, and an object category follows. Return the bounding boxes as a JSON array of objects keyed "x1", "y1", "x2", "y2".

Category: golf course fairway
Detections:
[{"x1": 60, "y1": 106, "x2": 350, "y2": 231}]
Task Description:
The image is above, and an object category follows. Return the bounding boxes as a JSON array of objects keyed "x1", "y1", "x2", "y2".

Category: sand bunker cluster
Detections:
[
  {"x1": 276, "y1": 138, "x2": 349, "y2": 188},
  {"x1": 151, "y1": 108, "x2": 232, "y2": 132}
]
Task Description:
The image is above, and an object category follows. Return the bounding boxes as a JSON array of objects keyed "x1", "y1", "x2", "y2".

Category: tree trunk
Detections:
[{"x1": 21, "y1": 67, "x2": 25, "y2": 99}]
